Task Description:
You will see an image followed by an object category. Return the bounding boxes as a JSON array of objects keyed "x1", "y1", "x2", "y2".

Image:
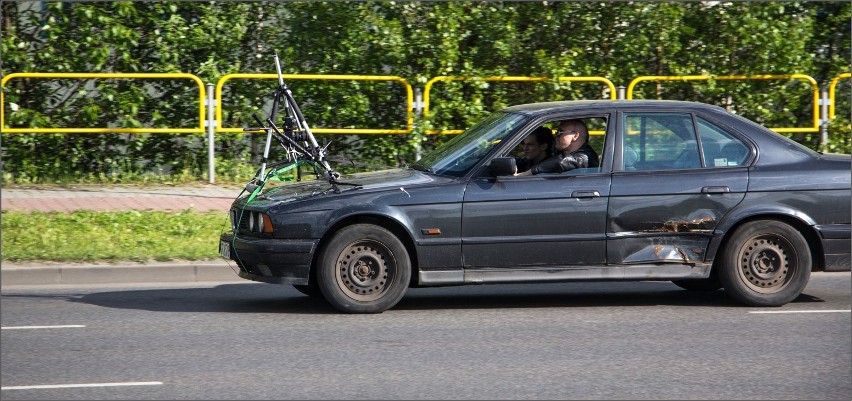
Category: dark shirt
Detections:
[
  {"x1": 514, "y1": 157, "x2": 541, "y2": 173},
  {"x1": 529, "y1": 143, "x2": 599, "y2": 175}
]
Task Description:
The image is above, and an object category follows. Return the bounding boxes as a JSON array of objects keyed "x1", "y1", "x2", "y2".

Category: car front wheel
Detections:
[
  {"x1": 317, "y1": 224, "x2": 411, "y2": 313},
  {"x1": 719, "y1": 220, "x2": 811, "y2": 307}
]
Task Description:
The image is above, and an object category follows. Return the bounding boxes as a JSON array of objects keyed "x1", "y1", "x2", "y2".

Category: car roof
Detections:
[{"x1": 501, "y1": 100, "x2": 729, "y2": 116}]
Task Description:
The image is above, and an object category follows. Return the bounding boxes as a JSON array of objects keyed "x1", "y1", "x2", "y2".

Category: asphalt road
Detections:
[{"x1": 2, "y1": 273, "x2": 850, "y2": 400}]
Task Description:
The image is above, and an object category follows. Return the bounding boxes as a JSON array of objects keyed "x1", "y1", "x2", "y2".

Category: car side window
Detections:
[
  {"x1": 498, "y1": 115, "x2": 608, "y2": 176},
  {"x1": 697, "y1": 117, "x2": 750, "y2": 167},
  {"x1": 622, "y1": 113, "x2": 699, "y2": 171},
  {"x1": 584, "y1": 117, "x2": 608, "y2": 170}
]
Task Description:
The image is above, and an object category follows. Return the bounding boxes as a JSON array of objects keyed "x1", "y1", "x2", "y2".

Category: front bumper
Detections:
[{"x1": 219, "y1": 232, "x2": 318, "y2": 285}]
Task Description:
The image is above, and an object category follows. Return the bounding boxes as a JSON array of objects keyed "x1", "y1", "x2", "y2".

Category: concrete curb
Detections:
[{"x1": 0, "y1": 261, "x2": 242, "y2": 287}]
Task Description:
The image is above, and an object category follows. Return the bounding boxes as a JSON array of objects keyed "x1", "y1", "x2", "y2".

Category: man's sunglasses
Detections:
[{"x1": 555, "y1": 129, "x2": 580, "y2": 138}]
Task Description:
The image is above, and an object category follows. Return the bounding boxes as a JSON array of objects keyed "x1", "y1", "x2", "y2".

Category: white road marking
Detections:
[
  {"x1": 749, "y1": 310, "x2": 851, "y2": 314},
  {"x1": 1, "y1": 325, "x2": 86, "y2": 330},
  {"x1": 2, "y1": 381, "x2": 163, "y2": 390}
]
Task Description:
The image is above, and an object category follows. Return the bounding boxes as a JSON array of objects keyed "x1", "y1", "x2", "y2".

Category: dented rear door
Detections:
[{"x1": 607, "y1": 167, "x2": 747, "y2": 265}]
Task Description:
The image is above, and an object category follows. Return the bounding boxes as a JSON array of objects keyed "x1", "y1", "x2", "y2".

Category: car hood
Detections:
[{"x1": 235, "y1": 167, "x2": 444, "y2": 207}]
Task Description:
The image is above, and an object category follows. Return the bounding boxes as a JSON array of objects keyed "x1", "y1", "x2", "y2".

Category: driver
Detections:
[{"x1": 519, "y1": 119, "x2": 599, "y2": 175}]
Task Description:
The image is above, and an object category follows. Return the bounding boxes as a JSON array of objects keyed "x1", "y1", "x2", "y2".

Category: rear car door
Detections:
[{"x1": 607, "y1": 111, "x2": 750, "y2": 265}]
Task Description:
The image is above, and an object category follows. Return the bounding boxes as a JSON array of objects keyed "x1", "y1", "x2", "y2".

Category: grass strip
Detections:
[{"x1": 1, "y1": 210, "x2": 229, "y2": 262}]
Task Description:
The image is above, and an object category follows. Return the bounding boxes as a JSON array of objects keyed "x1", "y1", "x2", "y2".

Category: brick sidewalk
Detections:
[{"x1": 1, "y1": 184, "x2": 245, "y2": 212}]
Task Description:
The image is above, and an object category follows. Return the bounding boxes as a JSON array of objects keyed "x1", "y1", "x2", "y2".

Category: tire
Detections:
[
  {"x1": 316, "y1": 224, "x2": 411, "y2": 313},
  {"x1": 718, "y1": 220, "x2": 811, "y2": 307},
  {"x1": 292, "y1": 284, "x2": 323, "y2": 298}
]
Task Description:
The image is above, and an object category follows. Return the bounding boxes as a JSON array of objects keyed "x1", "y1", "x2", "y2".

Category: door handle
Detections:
[
  {"x1": 571, "y1": 190, "x2": 600, "y2": 198},
  {"x1": 701, "y1": 186, "x2": 730, "y2": 194}
]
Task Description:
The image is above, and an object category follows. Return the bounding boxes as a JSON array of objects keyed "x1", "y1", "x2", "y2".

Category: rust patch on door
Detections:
[{"x1": 662, "y1": 216, "x2": 715, "y2": 232}]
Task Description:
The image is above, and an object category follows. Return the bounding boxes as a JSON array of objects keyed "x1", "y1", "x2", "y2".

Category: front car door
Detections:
[{"x1": 461, "y1": 112, "x2": 614, "y2": 275}]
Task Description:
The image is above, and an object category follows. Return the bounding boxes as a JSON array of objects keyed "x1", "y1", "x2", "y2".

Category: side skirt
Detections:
[{"x1": 418, "y1": 263, "x2": 712, "y2": 287}]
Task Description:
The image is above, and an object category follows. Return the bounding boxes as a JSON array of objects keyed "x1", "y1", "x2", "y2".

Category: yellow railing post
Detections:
[{"x1": 828, "y1": 72, "x2": 851, "y2": 120}]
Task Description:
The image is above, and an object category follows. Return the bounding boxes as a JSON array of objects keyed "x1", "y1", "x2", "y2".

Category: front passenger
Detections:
[{"x1": 515, "y1": 126, "x2": 555, "y2": 174}]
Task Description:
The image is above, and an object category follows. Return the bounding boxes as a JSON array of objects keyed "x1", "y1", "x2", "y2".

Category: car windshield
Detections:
[{"x1": 411, "y1": 111, "x2": 527, "y2": 177}]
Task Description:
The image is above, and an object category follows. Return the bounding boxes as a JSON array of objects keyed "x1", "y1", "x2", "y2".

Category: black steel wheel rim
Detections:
[
  {"x1": 736, "y1": 234, "x2": 796, "y2": 294},
  {"x1": 335, "y1": 240, "x2": 395, "y2": 302}
]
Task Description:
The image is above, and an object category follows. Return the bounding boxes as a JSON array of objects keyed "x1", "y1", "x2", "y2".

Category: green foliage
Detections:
[
  {"x1": 1, "y1": 1, "x2": 849, "y2": 185},
  {"x1": 1, "y1": 210, "x2": 229, "y2": 261},
  {"x1": 825, "y1": 118, "x2": 851, "y2": 154}
]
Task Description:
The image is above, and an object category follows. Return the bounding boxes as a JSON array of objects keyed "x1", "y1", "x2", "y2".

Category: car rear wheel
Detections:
[
  {"x1": 317, "y1": 224, "x2": 411, "y2": 313},
  {"x1": 718, "y1": 220, "x2": 811, "y2": 307}
]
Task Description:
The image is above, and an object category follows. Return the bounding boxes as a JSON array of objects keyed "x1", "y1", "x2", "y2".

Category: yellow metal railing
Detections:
[
  {"x1": 828, "y1": 72, "x2": 851, "y2": 119},
  {"x1": 422, "y1": 75, "x2": 617, "y2": 134},
  {"x1": 215, "y1": 74, "x2": 413, "y2": 134},
  {"x1": 3, "y1": 72, "x2": 845, "y2": 136},
  {"x1": 0, "y1": 72, "x2": 206, "y2": 133},
  {"x1": 627, "y1": 74, "x2": 820, "y2": 133}
]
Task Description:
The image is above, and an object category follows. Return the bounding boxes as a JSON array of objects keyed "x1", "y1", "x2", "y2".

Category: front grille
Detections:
[{"x1": 231, "y1": 207, "x2": 251, "y2": 234}]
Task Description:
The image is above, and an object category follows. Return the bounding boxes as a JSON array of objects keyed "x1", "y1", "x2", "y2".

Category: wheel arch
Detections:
[
  {"x1": 710, "y1": 213, "x2": 825, "y2": 273},
  {"x1": 309, "y1": 213, "x2": 420, "y2": 287}
]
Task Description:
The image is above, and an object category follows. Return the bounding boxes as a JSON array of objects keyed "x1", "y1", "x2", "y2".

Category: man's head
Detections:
[
  {"x1": 522, "y1": 126, "x2": 554, "y2": 164},
  {"x1": 554, "y1": 119, "x2": 589, "y2": 155}
]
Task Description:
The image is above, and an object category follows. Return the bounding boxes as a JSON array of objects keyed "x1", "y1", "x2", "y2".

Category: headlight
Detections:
[
  {"x1": 230, "y1": 209, "x2": 238, "y2": 231},
  {"x1": 256, "y1": 213, "x2": 265, "y2": 233},
  {"x1": 248, "y1": 211, "x2": 273, "y2": 234},
  {"x1": 233, "y1": 209, "x2": 273, "y2": 234}
]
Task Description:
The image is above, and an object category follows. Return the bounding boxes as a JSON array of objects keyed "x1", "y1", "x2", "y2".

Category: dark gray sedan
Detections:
[{"x1": 219, "y1": 100, "x2": 851, "y2": 313}]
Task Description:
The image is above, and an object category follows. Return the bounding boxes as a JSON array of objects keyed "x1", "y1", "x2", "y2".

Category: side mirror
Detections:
[{"x1": 489, "y1": 157, "x2": 517, "y2": 176}]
